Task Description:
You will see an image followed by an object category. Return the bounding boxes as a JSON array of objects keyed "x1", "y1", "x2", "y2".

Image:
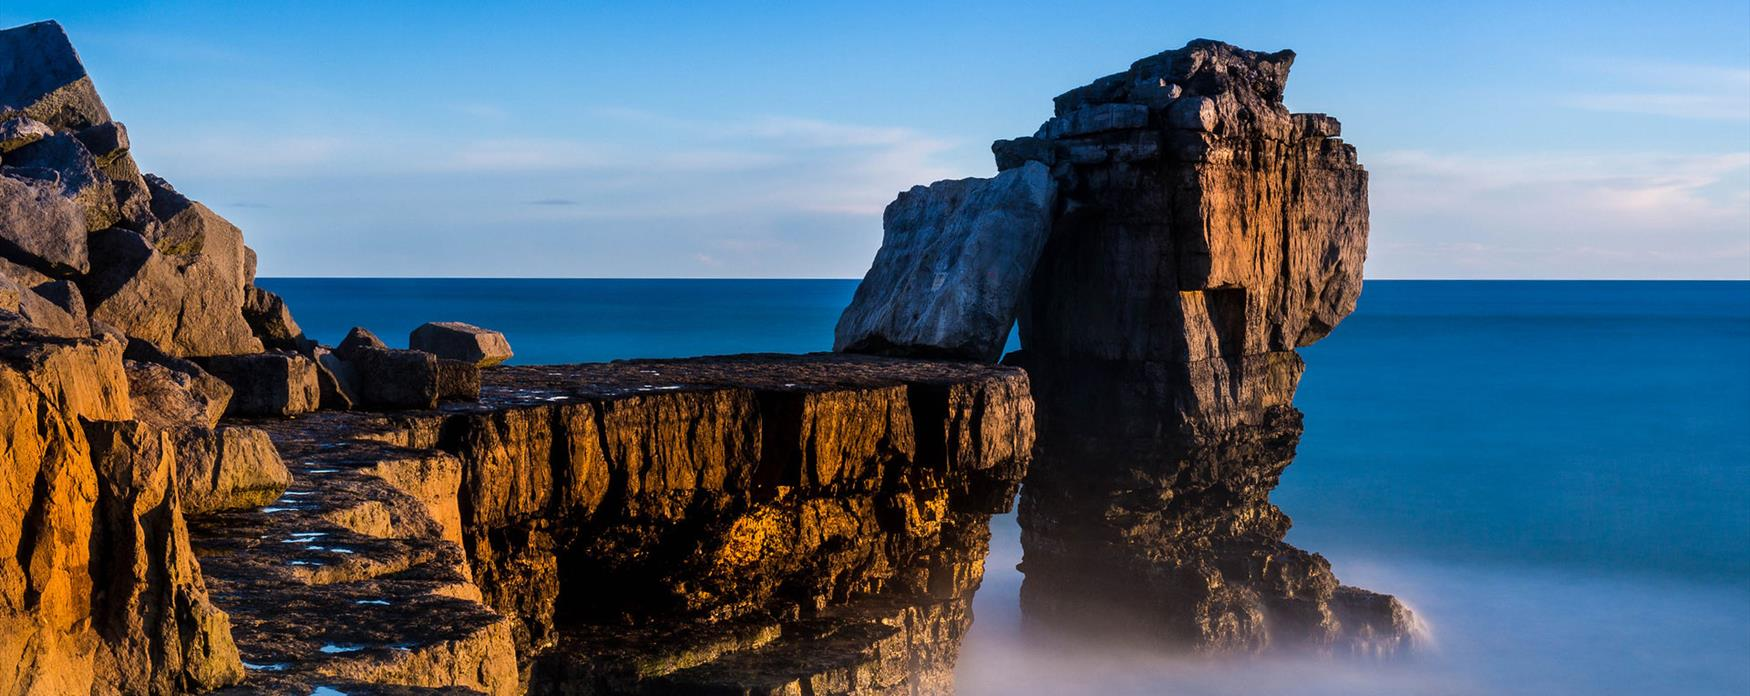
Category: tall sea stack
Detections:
[{"x1": 1004, "y1": 41, "x2": 1413, "y2": 652}]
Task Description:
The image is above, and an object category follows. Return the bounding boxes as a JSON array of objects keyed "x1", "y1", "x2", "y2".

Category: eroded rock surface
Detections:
[
  {"x1": 1003, "y1": 40, "x2": 1414, "y2": 653},
  {"x1": 189, "y1": 354, "x2": 1031, "y2": 694},
  {"x1": 835, "y1": 161, "x2": 1057, "y2": 362}
]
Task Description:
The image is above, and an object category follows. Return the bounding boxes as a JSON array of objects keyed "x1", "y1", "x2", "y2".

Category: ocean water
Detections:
[{"x1": 260, "y1": 278, "x2": 1750, "y2": 695}]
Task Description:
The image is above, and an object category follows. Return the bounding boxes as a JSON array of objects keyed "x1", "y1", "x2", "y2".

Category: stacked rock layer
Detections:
[
  {"x1": 188, "y1": 354, "x2": 1030, "y2": 694},
  {"x1": 999, "y1": 40, "x2": 1413, "y2": 652}
]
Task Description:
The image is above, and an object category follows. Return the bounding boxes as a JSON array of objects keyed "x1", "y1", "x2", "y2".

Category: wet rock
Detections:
[
  {"x1": 242, "y1": 285, "x2": 308, "y2": 351},
  {"x1": 834, "y1": 161, "x2": 1057, "y2": 362},
  {"x1": 409, "y1": 321, "x2": 513, "y2": 367},
  {"x1": 0, "y1": 172, "x2": 88, "y2": 275},
  {"x1": 0, "y1": 21, "x2": 113, "y2": 131},
  {"x1": 198, "y1": 352, "x2": 320, "y2": 417}
]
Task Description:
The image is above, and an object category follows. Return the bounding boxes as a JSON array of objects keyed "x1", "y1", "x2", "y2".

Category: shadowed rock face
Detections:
[
  {"x1": 189, "y1": 354, "x2": 1031, "y2": 694},
  {"x1": 1003, "y1": 40, "x2": 1414, "y2": 653}
]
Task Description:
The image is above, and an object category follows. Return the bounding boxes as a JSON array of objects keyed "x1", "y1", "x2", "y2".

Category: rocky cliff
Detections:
[
  {"x1": 189, "y1": 354, "x2": 1030, "y2": 694},
  {"x1": 996, "y1": 40, "x2": 1414, "y2": 652}
]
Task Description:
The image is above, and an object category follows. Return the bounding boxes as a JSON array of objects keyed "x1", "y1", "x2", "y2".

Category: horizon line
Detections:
[{"x1": 252, "y1": 276, "x2": 1750, "y2": 282}]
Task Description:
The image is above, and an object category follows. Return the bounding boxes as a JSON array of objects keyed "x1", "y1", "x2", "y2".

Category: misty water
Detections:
[{"x1": 265, "y1": 278, "x2": 1750, "y2": 695}]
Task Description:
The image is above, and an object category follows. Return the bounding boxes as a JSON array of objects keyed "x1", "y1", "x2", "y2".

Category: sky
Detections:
[{"x1": 4, "y1": 1, "x2": 1748, "y2": 279}]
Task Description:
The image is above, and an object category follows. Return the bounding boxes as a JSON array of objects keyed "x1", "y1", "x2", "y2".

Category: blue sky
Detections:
[{"x1": 5, "y1": 1, "x2": 1747, "y2": 278}]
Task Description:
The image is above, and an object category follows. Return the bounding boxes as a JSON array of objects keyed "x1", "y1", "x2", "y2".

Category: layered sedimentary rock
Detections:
[
  {"x1": 998, "y1": 40, "x2": 1412, "y2": 652},
  {"x1": 835, "y1": 161, "x2": 1057, "y2": 362},
  {"x1": 187, "y1": 354, "x2": 1031, "y2": 694}
]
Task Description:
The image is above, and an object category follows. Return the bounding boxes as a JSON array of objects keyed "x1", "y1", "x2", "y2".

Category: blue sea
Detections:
[{"x1": 261, "y1": 278, "x2": 1750, "y2": 696}]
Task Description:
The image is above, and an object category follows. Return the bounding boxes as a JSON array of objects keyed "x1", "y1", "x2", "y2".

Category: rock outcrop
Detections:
[
  {"x1": 835, "y1": 161, "x2": 1057, "y2": 362},
  {"x1": 995, "y1": 40, "x2": 1412, "y2": 653},
  {"x1": 187, "y1": 354, "x2": 1031, "y2": 694}
]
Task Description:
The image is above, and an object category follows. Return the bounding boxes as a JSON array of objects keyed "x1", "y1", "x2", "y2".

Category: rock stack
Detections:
[{"x1": 838, "y1": 40, "x2": 1416, "y2": 653}]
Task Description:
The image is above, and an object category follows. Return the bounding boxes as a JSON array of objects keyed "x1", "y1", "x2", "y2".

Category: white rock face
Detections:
[{"x1": 833, "y1": 160, "x2": 1056, "y2": 362}]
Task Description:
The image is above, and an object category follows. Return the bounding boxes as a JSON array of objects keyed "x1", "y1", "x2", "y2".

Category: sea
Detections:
[{"x1": 260, "y1": 278, "x2": 1750, "y2": 696}]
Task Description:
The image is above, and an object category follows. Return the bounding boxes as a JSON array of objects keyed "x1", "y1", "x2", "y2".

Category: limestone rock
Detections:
[
  {"x1": 241, "y1": 285, "x2": 307, "y2": 351},
  {"x1": 81, "y1": 227, "x2": 262, "y2": 357},
  {"x1": 0, "y1": 21, "x2": 113, "y2": 131},
  {"x1": 335, "y1": 325, "x2": 389, "y2": 358},
  {"x1": 123, "y1": 338, "x2": 234, "y2": 425},
  {"x1": 4, "y1": 132, "x2": 121, "y2": 232},
  {"x1": 1007, "y1": 40, "x2": 1399, "y2": 654},
  {"x1": 834, "y1": 160, "x2": 1057, "y2": 363},
  {"x1": 0, "y1": 172, "x2": 87, "y2": 275},
  {"x1": 0, "y1": 115, "x2": 52, "y2": 153},
  {"x1": 173, "y1": 426, "x2": 292, "y2": 514},
  {"x1": 311, "y1": 345, "x2": 358, "y2": 410},
  {"x1": 436, "y1": 358, "x2": 481, "y2": 401},
  {"x1": 348, "y1": 346, "x2": 440, "y2": 410},
  {"x1": 197, "y1": 352, "x2": 320, "y2": 417},
  {"x1": 125, "y1": 358, "x2": 227, "y2": 429},
  {"x1": 409, "y1": 321, "x2": 513, "y2": 366}
]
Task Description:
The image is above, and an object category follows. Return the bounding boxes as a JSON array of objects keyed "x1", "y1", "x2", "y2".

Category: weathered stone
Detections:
[
  {"x1": 125, "y1": 358, "x2": 227, "y2": 429},
  {"x1": 81, "y1": 227, "x2": 262, "y2": 357},
  {"x1": 4, "y1": 132, "x2": 121, "y2": 232},
  {"x1": 1, "y1": 333, "x2": 243, "y2": 695},
  {"x1": 310, "y1": 345, "x2": 357, "y2": 410},
  {"x1": 123, "y1": 337, "x2": 235, "y2": 424},
  {"x1": 1036, "y1": 102, "x2": 1150, "y2": 139},
  {"x1": 0, "y1": 172, "x2": 88, "y2": 275},
  {"x1": 173, "y1": 426, "x2": 292, "y2": 514},
  {"x1": 409, "y1": 321, "x2": 514, "y2": 366},
  {"x1": 1, "y1": 276, "x2": 87, "y2": 338},
  {"x1": 74, "y1": 121, "x2": 128, "y2": 165},
  {"x1": 242, "y1": 285, "x2": 307, "y2": 351},
  {"x1": 1008, "y1": 40, "x2": 1401, "y2": 654},
  {"x1": 197, "y1": 352, "x2": 320, "y2": 417},
  {"x1": 346, "y1": 346, "x2": 440, "y2": 410},
  {"x1": 335, "y1": 325, "x2": 389, "y2": 358},
  {"x1": 834, "y1": 160, "x2": 1057, "y2": 362},
  {"x1": 992, "y1": 136, "x2": 1055, "y2": 172},
  {"x1": 436, "y1": 358, "x2": 480, "y2": 401},
  {"x1": 0, "y1": 115, "x2": 52, "y2": 153},
  {"x1": 0, "y1": 21, "x2": 113, "y2": 131}
]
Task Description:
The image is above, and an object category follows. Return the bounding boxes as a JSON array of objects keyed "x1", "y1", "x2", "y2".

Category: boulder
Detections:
[
  {"x1": 81, "y1": 227, "x2": 262, "y2": 357},
  {"x1": 834, "y1": 160, "x2": 1057, "y2": 362},
  {"x1": 0, "y1": 172, "x2": 87, "y2": 275},
  {"x1": 409, "y1": 321, "x2": 514, "y2": 366},
  {"x1": 437, "y1": 358, "x2": 481, "y2": 401},
  {"x1": 125, "y1": 358, "x2": 228, "y2": 429},
  {"x1": 335, "y1": 325, "x2": 389, "y2": 358},
  {"x1": 241, "y1": 285, "x2": 307, "y2": 351},
  {"x1": 0, "y1": 21, "x2": 113, "y2": 131},
  {"x1": 173, "y1": 425, "x2": 292, "y2": 514},
  {"x1": 73, "y1": 121, "x2": 128, "y2": 165},
  {"x1": 0, "y1": 115, "x2": 52, "y2": 153},
  {"x1": 311, "y1": 345, "x2": 357, "y2": 410},
  {"x1": 3, "y1": 132, "x2": 120, "y2": 232},
  {"x1": 197, "y1": 352, "x2": 320, "y2": 417},
  {"x1": 348, "y1": 346, "x2": 440, "y2": 410},
  {"x1": 123, "y1": 338, "x2": 234, "y2": 424}
]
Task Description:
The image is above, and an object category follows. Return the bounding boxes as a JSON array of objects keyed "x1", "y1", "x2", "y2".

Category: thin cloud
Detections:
[
  {"x1": 1561, "y1": 59, "x2": 1750, "y2": 121},
  {"x1": 1367, "y1": 149, "x2": 1750, "y2": 278}
]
